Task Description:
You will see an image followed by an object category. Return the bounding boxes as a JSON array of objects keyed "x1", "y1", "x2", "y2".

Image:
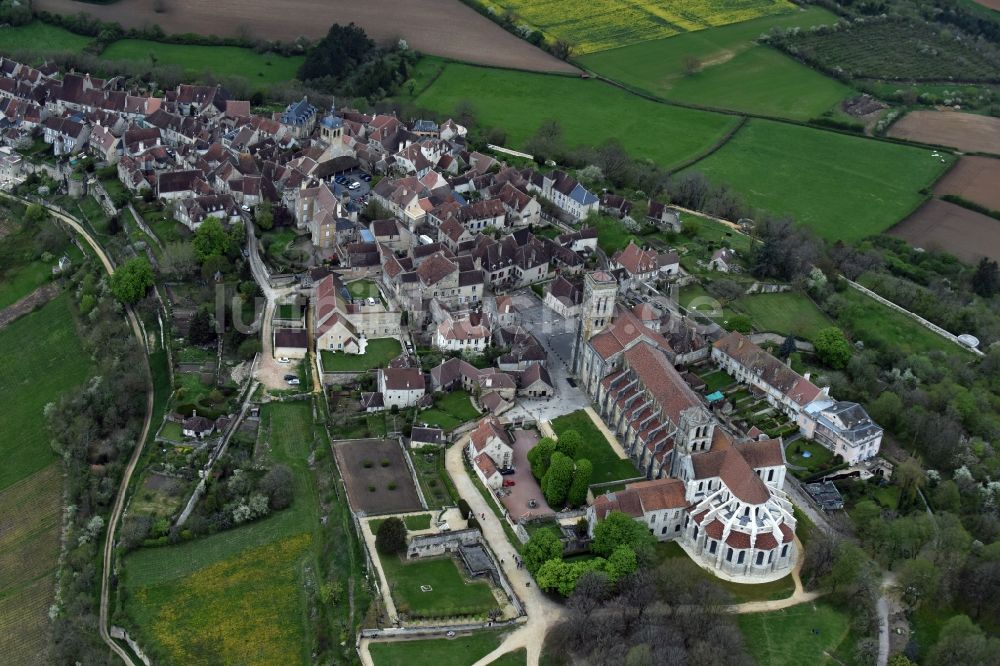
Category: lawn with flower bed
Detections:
[{"x1": 477, "y1": 0, "x2": 794, "y2": 54}]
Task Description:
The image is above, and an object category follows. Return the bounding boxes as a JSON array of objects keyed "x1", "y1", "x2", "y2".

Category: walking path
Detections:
[
  {"x1": 727, "y1": 536, "x2": 821, "y2": 614},
  {"x1": 0, "y1": 193, "x2": 153, "y2": 666}
]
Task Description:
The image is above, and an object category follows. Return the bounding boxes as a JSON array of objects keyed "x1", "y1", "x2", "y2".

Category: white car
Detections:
[
  {"x1": 276, "y1": 356, "x2": 291, "y2": 364},
  {"x1": 241, "y1": 204, "x2": 251, "y2": 212},
  {"x1": 348, "y1": 181, "x2": 361, "y2": 190},
  {"x1": 286, "y1": 378, "x2": 300, "y2": 386}
]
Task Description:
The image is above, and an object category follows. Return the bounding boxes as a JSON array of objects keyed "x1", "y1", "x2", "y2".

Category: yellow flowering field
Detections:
[
  {"x1": 479, "y1": 0, "x2": 795, "y2": 54},
  {"x1": 129, "y1": 533, "x2": 314, "y2": 665}
]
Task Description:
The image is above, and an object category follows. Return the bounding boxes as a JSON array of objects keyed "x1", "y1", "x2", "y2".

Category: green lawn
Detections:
[
  {"x1": 786, "y1": 438, "x2": 835, "y2": 471},
  {"x1": 550, "y1": 410, "x2": 640, "y2": 484},
  {"x1": 0, "y1": 22, "x2": 93, "y2": 54},
  {"x1": 419, "y1": 390, "x2": 480, "y2": 432},
  {"x1": 320, "y1": 338, "x2": 402, "y2": 372},
  {"x1": 655, "y1": 541, "x2": 795, "y2": 603},
  {"x1": 699, "y1": 369, "x2": 735, "y2": 393},
  {"x1": 343, "y1": 279, "x2": 382, "y2": 300},
  {"x1": 122, "y1": 402, "x2": 328, "y2": 664},
  {"x1": 101, "y1": 40, "x2": 304, "y2": 87},
  {"x1": 369, "y1": 513, "x2": 433, "y2": 533},
  {"x1": 413, "y1": 61, "x2": 739, "y2": 170},
  {"x1": 733, "y1": 291, "x2": 832, "y2": 339},
  {"x1": 835, "y1": 286, "x2": 969, "y2": 357},
  {"x1": 737, "y1": 602, "x2": 853, "y2": 666},
  {"x1": 591, "y1": 214, "x2": 644, "y2": 254},
  {"x1": 0, "y1": 294, "x2": 93, "y2": 490},
  {"x1": 685, "y1": 119, "x2": 953, "y2": 242},
  {"x1": 579, "y1": 8, "x2": 850, "y2": 120},
  {"x1": 377, "y1": 552, "x2": 498, "y2": 619},
  {"x1": 488, "y1": 648, "x2": 527, "y2": 666},
  {"x1": 369, "y1": 630, "x2": 509, "y2": 666},
  {"x1": 156, "y1": 420, "x2": 186, "y2": 442}
]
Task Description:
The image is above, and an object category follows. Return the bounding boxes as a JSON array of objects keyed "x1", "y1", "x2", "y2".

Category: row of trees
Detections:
[{"x1": 527, "y1": 432, "x2": 592, "y2": 508}]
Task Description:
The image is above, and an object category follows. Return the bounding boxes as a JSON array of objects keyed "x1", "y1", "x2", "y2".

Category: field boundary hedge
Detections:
[{"x1": 667, "y1": 116, "x2": 748, "y2": 174}]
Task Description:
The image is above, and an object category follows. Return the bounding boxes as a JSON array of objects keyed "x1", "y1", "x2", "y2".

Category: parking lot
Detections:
[
  {"x1": 332, "y1": 170, "x2": 372, "y2": 211},
  {"x1": 498, "y1": 429, "x2": 555, "y2": 522}
]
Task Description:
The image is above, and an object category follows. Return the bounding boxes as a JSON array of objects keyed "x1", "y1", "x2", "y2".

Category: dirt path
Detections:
[
  {"x1": 33, "y1": 0, "x2": 579, "y2": 74},
  {"x1": 728, "y1": 536, "x2": 821, "y2": 614},
  {"x1": 0, "y1": 283, "x2": 59, "y2": 330}
]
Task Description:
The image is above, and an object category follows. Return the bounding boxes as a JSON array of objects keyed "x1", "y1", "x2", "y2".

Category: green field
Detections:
[
  {"x1": 477, "y1": 0, "x2": 793, "y2": 54},
  {"x1": 0, "y1": 294, "x2": 93, "y2": 490},
  {"x1": 579, "y1": 8, "x2": 852, "y2": 119},
  {"x1": 0, "y1": 22, "x2": 93, "y2": 54},
  {"x1": 733, "y1": 291, "x2": 832, "y2": 339},
  {"x1": 413, "y1": 61, "x2": 739, "y2": 170},
  {"x1": 419, "y1": 390, "x2": 480, "y2": 431},
  {"x1": 738, "y1": 602, "x2": 853, "y2": 666},
  {"x1": 488, "y1": 648, "x2": 527, "y2": 666},
  {"x1": 685, "y1": 119, "x2": 952, "y2": 242},
  {"x1": 320, "y1": 338, "x2": 402, "y2": 372},
  {"x1": 550, "y1": 410, "x2": 640, "y2": 484},
  {"x1": 655, "y1": 541, "x2": 795, "y2": 603},
  {"x1": 122, "y1": 402, "x2": 341, "y2": 664},
  {"x1": 378, "y1": 552, "x2": 498, "y2": 619},
  {"x1": 369, "y1": 630, "x2": 509, "y2": 666},
  {"x1": 101, "y1": 40, "x2": 303, "y2": 86}
]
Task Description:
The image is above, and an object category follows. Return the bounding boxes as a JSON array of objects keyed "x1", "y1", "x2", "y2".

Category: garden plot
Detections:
[
  {"x1": 332, "y1": 439, "x2": 423, "y2": 514},
  {"x1": 377, "y1": 552, "x2": 499, "y2": 620}
]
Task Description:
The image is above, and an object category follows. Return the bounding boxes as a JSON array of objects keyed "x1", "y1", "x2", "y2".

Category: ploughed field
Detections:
[
  {"x1": 888, "y1": 111, "x2": 1000, "y2": 155},
  {"x1": 933, "y1": 157, "x2": 1000, "y2": 212},
  {"x1": 31, "y1": 0, "x2": 578, "y2": 73},
  {"x1": 889, "y1": 199, "x2": 1000, "y2": 264}
]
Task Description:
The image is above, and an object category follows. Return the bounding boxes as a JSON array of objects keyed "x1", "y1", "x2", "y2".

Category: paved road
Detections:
[
  {"x1": 1, "y1": 193, "x2": 153, "y2": 666},
  {"x1": 444, "y1": 437, "x2": 566, "y2": 666}
]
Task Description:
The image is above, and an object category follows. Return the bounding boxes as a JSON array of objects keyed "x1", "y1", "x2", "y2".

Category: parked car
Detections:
[
  {"x1": 286, "y1": 378, "x2": 300, "y2": 386},
  {"x1": 499, "y1": 467, "x2": 516, "y2": 476},
  {"x1": 283, "y1": 374, "x2": 296, "y2": 381},
  {"x1": 361, "y1": 173, "x2": 372, "y2": 182},
  {"x1": 241, "y1": 204, "x2": 251, "y2": 212},
  {"x1": 348, "y1": 181, "x2": 361, "y2": 190},
  {"x1": 502, "y1": 479, "x2": 516, "y2": 488},
  {"x1": 276, "y1": 356, "x2": 290, "y2": 364}
]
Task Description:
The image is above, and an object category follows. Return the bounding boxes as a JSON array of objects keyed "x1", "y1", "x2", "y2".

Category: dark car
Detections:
[
  {"x1": 499, "y1": 467, "x2": 516, "y2": 476},
  {"x1": 283, "y1": 374, "x2": 296, "y2": 381},
  {"x1": 361, "y1": 173, "x2": 372, "y2": 182}
]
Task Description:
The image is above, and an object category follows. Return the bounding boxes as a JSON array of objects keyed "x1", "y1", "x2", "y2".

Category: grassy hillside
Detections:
[
  {"x1": 413, "y1": 61, "x2": 738, "y2": 169},
  {"x1": 101, "y1": 40, "x2": 303, "y2": 85},
  {"x1": 684, "y1": 119, "x2": 953, "y2": 242},
  {"x1": 579, "y1": 8, "x2": 851, "y2": 119},
  {"x1": 0, "y1": 293, "x2": 92, "y2": 490},
  {"x1": 122, "y1": 401, "x2": 358, "y2": 665}
]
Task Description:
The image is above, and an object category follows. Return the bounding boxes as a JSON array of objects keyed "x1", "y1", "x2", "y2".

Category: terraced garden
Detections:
[
  {"x1": 121, "y1": 401, "x2": 363, "y2": 665},
  {"x1": 477, "y1": 0, "x2": 794, "y2": 54}
]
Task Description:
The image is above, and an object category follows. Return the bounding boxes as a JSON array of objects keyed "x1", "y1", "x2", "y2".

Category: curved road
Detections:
[{"x1": 3, "y1": 194, "x2": 155, "y2": 666}]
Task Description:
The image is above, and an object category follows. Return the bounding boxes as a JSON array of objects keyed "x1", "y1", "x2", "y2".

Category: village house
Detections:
[
  {"x1": 377, "y1": 367, "x2": 426, "y2": 410},
  {"x1": 466, "y1": 415, "x2": 514, "y2": 477}
]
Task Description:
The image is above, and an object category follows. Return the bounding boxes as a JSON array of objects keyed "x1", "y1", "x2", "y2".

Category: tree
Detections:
[
  {"x1": 814, "y1": 326, "x2": 853, "y2": 369},
  {"x1": 188, "y1": 308, "x2": 216, "y2": 345},
  {"x1": 898, "y1": 556, "x2": 940, "y2": 608},
  {"x1": 255, "y1": 200, "x2": 274, "y2": 231},
  {"x1": 298, "y1": 23, "x2": 375, "y2": 82},
  {"x1": 259, "y1": 464, "x2": 294, "y2": 510},
  {"x1": 543, "y1": 452, "x2": 575, "y2": 507},
  {"x1": 972, "y1": 257, "x2": 1000, "y2": 297},
  {"x1": 375, "y1": 517, "x2": 407, "y2": 555},
  {"x1": 528, "y1": 437, "x2": 557, "y2": 480},
  {"x1": 192, "y1": 217, "x2": 229, "y2": 262},
  {"x1": 895, "y1": 459, "x2": 926, "y2": 507},
  {"x1": 25, "y1": 203, "x2": 47, "y2": 224},
  {"x1": 926, "y1": 615, "x2": 999, "y2": 665},
  {"x1": 592, "y1": 511, "x2": 655, "y2": 559},
  {"x1": 109, "y1": 257, "x2": 154, "y2": 304},
  {"x1": 556, "y1": 430, "x2": 581, "y2": 459},
  {"x1": 567, "y1": 459, "x2": 593, "y2": 508},
  {"x1": 160, "y1": 241, "x2": 197, "y2": 278},
  {"x1": 778, "y1": 334, "x2": 797, "y2": 360},
  {"x1": 605, "y1": 545, "x2": 638, "y2": 582},
  {"x1": 523, "y1": 527, "x2": 563, "y2": 574}
]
